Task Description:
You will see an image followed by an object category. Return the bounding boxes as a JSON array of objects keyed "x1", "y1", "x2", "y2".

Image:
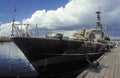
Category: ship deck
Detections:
[{"x1": 77, "y1": 46, "x2": 120, "y2": 78}]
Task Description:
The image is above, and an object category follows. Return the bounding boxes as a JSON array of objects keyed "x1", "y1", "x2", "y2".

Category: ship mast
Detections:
[
  {"x1": 11, "y1": 7, "x2": 17, "y2": 36},
  {"x1": 96, "y1": 8, "x2": 102, "y2": 30}
]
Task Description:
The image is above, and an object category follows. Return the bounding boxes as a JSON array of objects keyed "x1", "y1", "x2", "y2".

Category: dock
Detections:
[{"x1": 77, "y1": 47, "x2": 120, "y2": 78}]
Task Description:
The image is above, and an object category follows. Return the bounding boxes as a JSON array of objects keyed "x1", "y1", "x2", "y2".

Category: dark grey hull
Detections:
[
  {"x1": 32, "y1": 53, "x2": 103, "y2": 77},
  {"x1": 12, "y1": 37, "x2": 106, "y2": 77}
]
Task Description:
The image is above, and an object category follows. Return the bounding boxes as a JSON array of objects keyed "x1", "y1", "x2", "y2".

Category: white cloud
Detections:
[
  {"x1": 0, "y1": 0, "x2": 120, "y2": 37},
  {"x1": 0, "y1": 21, "x2": 21, "y2": 37},
  {"x1": 23, "y1": 0, "x2": 100, "y2": 28},
  {"x1": 0, "y1": 23, "x2": 12, "y2": 37}
]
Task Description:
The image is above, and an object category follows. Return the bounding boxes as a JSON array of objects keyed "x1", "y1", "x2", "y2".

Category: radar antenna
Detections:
[{"x1": 96, "y1": 7, "x2": 102, "y2": 30}]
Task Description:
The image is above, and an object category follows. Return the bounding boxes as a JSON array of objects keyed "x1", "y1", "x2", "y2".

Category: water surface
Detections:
[{"x1": 0, "y1": 42, "x2": 38, "y2": 77}]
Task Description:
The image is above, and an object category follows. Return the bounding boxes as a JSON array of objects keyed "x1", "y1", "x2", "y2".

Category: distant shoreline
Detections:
[{"x1": 0, "y1": 37, "x2": 12, "y2": 42}]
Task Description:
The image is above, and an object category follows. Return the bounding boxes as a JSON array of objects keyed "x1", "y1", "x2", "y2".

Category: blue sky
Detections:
[
  {"x1": 0, "y1": 0, "x2": 68, "y2": 23},
  {"x1": 0, "y1": 0, "x2": 120, "y2": 38}
]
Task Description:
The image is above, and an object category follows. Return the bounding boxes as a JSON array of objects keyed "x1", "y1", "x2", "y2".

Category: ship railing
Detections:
[{"x1": 11, "y1": 23, "x2": 79, "y2": 39}]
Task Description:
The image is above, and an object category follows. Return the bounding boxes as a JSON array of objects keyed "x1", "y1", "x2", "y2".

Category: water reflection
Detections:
[{"x1": 0, "y1": 42, "x2": 38, "y2": 77}]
